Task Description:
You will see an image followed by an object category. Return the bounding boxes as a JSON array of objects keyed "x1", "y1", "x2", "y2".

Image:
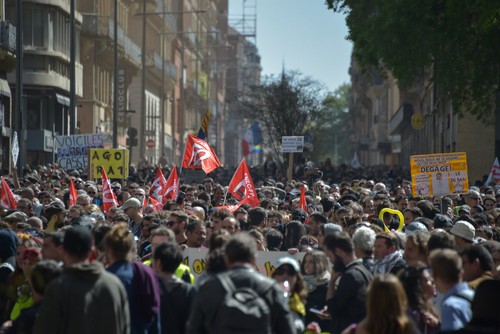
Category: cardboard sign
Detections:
[
  {"x1": 89, "y1": 148, "x2": 129, "y2": 179},
  {"x1": 55, "y1": 134, "x2": 112, "y2": 169},
  {"x1": 410, "y1": 152, "x2": 469, "y2": 197}
]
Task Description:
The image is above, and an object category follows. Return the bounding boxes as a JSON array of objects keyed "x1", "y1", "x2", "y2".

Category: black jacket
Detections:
[
  {"x1": 326, "y1": 260, "x2": 372, "y2": 334},
  {"x1": 186, "y1": 264, "x2": 294, "y2": 334},
  {"x1": 157, "y1": 275, "x2": 195, "y2": 334}
]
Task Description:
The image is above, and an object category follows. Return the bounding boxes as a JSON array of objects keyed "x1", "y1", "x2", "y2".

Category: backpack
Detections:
[{"x1": 214, "y1": 272, "x2": 275, "y2": 334}]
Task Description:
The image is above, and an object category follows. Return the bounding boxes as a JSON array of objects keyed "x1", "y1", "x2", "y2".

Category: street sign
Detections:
[
  {"x1": 146, "y1": 139, "x2": 155, "y2": 148},
  {"x1": 282, "y1": 136, "x2": 304, "y2": 153}
]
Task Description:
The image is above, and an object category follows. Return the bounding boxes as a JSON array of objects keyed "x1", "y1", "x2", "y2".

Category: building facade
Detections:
[
  {"x1": 6, "y1": 0, "x2": 83, "y2": 166},
  {"x1": 0, "y1": 0, "x2": 16, "y2": 169},
  {"x1": 349, "y1": 56, "x2": 495, "y2": 183}
]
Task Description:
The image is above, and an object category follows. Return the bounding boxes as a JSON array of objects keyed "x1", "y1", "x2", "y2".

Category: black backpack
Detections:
[{"x1": 214, "y1": 272, "x2": 275, "y2": 334}]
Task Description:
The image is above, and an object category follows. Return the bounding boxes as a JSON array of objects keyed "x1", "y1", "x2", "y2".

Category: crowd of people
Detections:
[{"x1": 0, "y1": 161, "x2": 499, "y2": 334}]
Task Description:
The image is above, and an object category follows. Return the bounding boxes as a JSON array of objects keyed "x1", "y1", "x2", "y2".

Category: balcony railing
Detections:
[{"x1": 81, "y1": 14, "x2": 141, "y2": 66}]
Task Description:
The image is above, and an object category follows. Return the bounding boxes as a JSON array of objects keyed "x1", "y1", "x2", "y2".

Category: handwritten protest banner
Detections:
[
  {"x1": 55, "y1": 134, "x2": 112, "y2": 169},
  {"x1": 181, "y1": 248, "x2": 305, "y2": 279},
  {"x1": 89, "y1": 148, "x2": 129, "y2": 179},
  {"x1": 410, "y1": 152, "x2": 469, "y2": 197}
]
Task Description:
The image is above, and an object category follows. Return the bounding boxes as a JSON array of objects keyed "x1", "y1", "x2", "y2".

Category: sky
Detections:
[{"x1": 228, "y1": 0, "x2": 352, "y2": 93}]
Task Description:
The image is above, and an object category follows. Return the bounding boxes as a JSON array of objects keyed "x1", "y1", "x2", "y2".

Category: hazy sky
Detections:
[{"x1": 228, "y1": 0, "x2": 352, "y2": 93}]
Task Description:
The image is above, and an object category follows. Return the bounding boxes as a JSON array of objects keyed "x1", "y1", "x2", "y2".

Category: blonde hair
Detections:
[{"x1": 104, "y1": 223, "x2": 135, "y2": 261}]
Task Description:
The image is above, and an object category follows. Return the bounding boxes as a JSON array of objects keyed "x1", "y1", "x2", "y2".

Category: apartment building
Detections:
[
  {"x1": 5, "y1": 0, "x2": 83, "y2": 165},
  {"x1": 0, "y1": 0, "x2": 15, "y2": 169},
  {"x1": 349, "y1": 56, "x2": 494, "y2": 182}
]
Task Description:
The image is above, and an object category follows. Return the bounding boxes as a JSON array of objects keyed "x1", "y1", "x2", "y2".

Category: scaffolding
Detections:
[{"x1": 228, "y1": 0, "x2": 256, "y2": 44}]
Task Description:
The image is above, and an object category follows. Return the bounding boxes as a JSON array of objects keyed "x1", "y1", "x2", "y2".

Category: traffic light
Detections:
[{"x1": 126, "y1": 127, "x2": 138, "y2": 147}]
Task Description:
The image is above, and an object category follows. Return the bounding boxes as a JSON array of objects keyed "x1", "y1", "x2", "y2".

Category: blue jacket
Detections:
[{"x1": 440, "y1": 282, "x2": 474, "y2": 331}]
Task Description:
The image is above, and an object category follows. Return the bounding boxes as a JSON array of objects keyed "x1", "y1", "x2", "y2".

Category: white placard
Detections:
[
  {"x1": 281, "y1": 136, "x2": 304, "y2": 153},
  {"x1": 11, "y1": 131, "x2": 19, "y2": 168}
]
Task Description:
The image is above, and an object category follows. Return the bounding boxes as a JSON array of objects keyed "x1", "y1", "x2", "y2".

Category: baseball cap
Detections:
[
  {"x1": 121, "y1": 197, "x2": 142, "y2": 210},
  {"x1": 405, "y1": 221, "x2": 428, "y2": 235},
  {"x1": 275, "y1": 257, "x2": 300, "y2": 273},
  {"x1": 464, "y1": 190, "x2": 480, "y2": 199},
  {"x1": 450, "y1": 220, "x2": 475, "y2": 242},
  {"x1": 459, "y1": 205, "x2": 471, "y2": 214}
]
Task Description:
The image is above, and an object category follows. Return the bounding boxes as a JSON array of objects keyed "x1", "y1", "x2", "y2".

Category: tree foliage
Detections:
[
  {"x1": 325, "y1": 0, "x2": 500, "y2": 121},
  {"x1": 310, "y1": 83, "x2": 351, "y2": 164},
  {"x1": 240, "y1": 70, "x2": 325, "y2": 162}
]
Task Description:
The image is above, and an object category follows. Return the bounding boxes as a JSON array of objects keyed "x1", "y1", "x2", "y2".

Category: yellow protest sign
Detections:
[
  {"x1": 410, "y1": 152, "x2": 468, "y2": 197},
  {"x1": 89, "y1": 148, "x2": 129, "y2": 179}
]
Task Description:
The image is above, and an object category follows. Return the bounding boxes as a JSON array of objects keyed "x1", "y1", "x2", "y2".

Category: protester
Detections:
[
  {"x1": 373, "y1": 232, "x2": 406, "y2": 275},
  {"x1": 300, "y1": 250, "x2": 331, "y2": 331},
  {"x1": 186, "y1": 233, "x2": 294, "y2": 334},
  {"x1": 322, "y1": 232, "x2": 373, "y2": 334},
  {"x1": 398, "y1": 263, "x2": 440, "y2": 334},
  {"x1": 429, "y1": 249, "x2": 474, "y2": 332},
  {"x1": 152, "y1": 241, "x2": 195, "y2": 334},
  {"x1": 271, "y1": 257, "x2": 307, "y2": 333},
  {"x1": 341, "y1": 274, "x2": 415, "y2": 334},
  {"x1": 105, "y1": 223, "x2": 160, "y2": 333},
  {"x1": 0, "y1": 260, "x2": 61, "y2": 334},
  {"x1": 460, "y1": 244, "x2": 494, "y2": 290},
  {"x1": 33, "y1": 227, "x2": 131, "y2": 334}
]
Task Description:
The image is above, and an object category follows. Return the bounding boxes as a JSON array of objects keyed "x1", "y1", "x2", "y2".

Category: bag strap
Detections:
[
  {"x1": 217, "y1": 273, "x2": 237, "y2": 293},
  {"x1": 450, "y1": 291, "x2": 473, "y2": 303},
  {"x1": 217, "y1": 271, "x2": 275, "y2": 295},
  {"x1": 352, "y1": 263, "x2": 371, "y2": 284}
]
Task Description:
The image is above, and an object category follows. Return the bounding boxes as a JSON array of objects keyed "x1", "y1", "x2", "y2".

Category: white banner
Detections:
[
  {"x1": 55, "y1": 134, "x2": 112, "y2": 169},
  {"x1": 181, "y1": 248, "x2": 305, "y2": 279}
]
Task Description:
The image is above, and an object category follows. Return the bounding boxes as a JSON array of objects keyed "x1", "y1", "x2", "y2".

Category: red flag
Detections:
[
  {"x1": 215, "y1": 204, "x2": 242, "y2": 214},
  {"x1": 164, "y1": 166, "x2": 179, "y2": 201},
  {"x1": 149, "y1": 166, "x2": 168, "y2": 203},
  {"x1": 148, "y1": 195, "x2": 164, "y2": 211},
  {"x1": 228, "y1": 159, "x2": 259, "y2": 207},
  {"x1": 69, "y1": 179, "x2": 78, "y2": 207},
  {"x1": 298, "y1": 184, "x2": 309, "y2": 224},
  {"x1": 182, "y1": 134, "x2": 221, "y2": 174},
  {"x1": 101, "y1": 167, "x2": 118, "y2": 214},
  {"x1": 0, "y1": 177, "x2": 17, "y2": 209}
]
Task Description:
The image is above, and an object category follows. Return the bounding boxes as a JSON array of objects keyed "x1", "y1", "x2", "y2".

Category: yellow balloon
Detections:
[{"x1": 378, "y1": 208, "x2": 405, "y2": 232}]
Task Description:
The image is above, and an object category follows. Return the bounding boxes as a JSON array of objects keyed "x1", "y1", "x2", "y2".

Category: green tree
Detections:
[
  {"x1": 325, "y1": 0, "x2": 500, "y2": 121},
  {"x1": 310, "y1": 83, "x2": 351, "y2": 164},
  {"x1": 239, "y1": 69, "x2": 325, "y2": 169}
]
